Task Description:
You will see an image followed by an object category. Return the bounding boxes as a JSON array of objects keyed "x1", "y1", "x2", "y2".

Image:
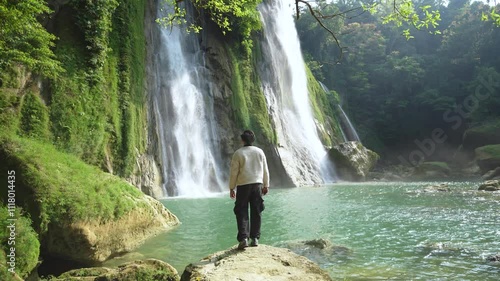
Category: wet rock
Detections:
[
  {"x1": 462, "y1": 120, "x2": 500, "y2": 151},
  {"x1": 413, "y1": 162, "x2": 451, "y2": 180},
  {"x1": 423, "y1": 183, "x2": 450, "y2": 192},
  {"x1": 475, "y1": 144, "x2": 500, "y2": 174},
  {"x1": 327, "y1": 141, "x2": 379, "y2": 181},
  {"x1": 55, "y1": 259, "x2": 179, "y2": 281},
  {"x1": 478, "y1": 180, "x2": 500, "y2": 191},
  {"x1": 482, "y1": 167, "x2": 500, "y2": 180},
  {"x1": 304, "y1": 238, "x2": 333, "y2": 249},
  {"x1": 127, "y1": 151, "x2": 164, "y2": 199},
  {"x1": 487, "y1": 255, "x2": 500, "y2": 262},
  {"x1": 181, "y1": 244, "x2": 332, "y2": 281}
]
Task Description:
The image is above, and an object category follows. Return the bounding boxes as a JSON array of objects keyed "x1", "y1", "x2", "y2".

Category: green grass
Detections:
[
  {"x1": 0, "y1": 206, "x2": 40, "y2": 279},
  {"x1": 0, "y1": 134, "x2": 143, "y2": 236}
]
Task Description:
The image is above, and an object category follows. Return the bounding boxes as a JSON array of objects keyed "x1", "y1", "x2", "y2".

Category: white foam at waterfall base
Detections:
[
  {"x1": 152, "y1": 4, "x2": 224, "y2": 197},
  {"x1": 259, "y1": 0, "x2": 335, "y2": 184}
]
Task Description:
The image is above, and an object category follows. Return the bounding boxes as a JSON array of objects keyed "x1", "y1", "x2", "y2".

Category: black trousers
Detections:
[{"x1": 234, "y1": 183, "x2": 265, "y2": 242}]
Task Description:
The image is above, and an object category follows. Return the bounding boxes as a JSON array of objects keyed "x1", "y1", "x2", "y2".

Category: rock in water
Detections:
[
  {"x1": 423, "y1": 183, "x2": 450, "y2": 192},
  {"x1": 181, "y1": 244, "x2": 332, "y2": 281},
  {"x1": 478, "y1": 180, "x2": 500, "y2": 191},
  {"x1": 56, "y1": 259, "x2": 180, "y2": 281},
  {"x1": 327, "y1": 141, "x2": 379, "y2": 181}
]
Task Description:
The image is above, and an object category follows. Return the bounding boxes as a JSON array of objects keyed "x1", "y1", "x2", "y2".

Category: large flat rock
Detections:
[{"x1": 181, "y1": 244, "x2": 332, "y2": 281}]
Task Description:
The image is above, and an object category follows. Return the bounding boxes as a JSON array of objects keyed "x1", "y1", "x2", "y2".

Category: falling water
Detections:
[
  {"x1": 151, "y1": 3, "x2": 224, "y2": 197},
  {"x1": 318, "y1": 81, "x2": 357, "y2": 143},
  {"x1": 338, "y1": 105, "x2": 361, "y2": 142},
  {"x1": 259, "y1": 0, "x2": 333, "y2": 185}
]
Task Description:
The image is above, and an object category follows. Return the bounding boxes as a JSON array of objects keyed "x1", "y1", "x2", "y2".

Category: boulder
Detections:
[
  {"x1": 0, "y1": 135, "x2": 179, "y2": 266},
  {"x1": 412, "y1": 162, "x2": 451, "y2": 180},
  {"x1": 181, "y1": 244, "x2": 332, "y2": 281},
  {"x1": 462, "y1": 119, "x2": 500, "y2": 151},
  {"x1": 478, "y1": 180, "x2": 500, "y2": 191},
  {"x1": 475, "y1": 144, "x2": 500, "y2": 173},
  {"x1": 55, "y1": 259, "x2": 180, "y2": 281},
  {"x1": 482, "y1": 167, "x2": 500, "y2": 180},
  {"x1": 327, "y1": 141, "x2": 379, "y2": 181}
]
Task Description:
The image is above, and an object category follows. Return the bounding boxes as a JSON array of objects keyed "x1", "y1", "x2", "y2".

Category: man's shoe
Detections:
[
  {"x1": 250, "y1": 238, "x2": 259, "y2": 247},
  {"x1": 237, "y1": 238, "x2": 248, "y2": 250}
]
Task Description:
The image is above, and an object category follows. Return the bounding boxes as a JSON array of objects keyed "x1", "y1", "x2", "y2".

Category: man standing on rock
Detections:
[{"x1": 229, "y1": 130, "x2": 269, "y2": 250}]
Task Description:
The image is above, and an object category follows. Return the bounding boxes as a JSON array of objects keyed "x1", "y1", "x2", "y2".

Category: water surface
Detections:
[{"x1": 107, "y1": 182, "x2": 500, "y2": 280}]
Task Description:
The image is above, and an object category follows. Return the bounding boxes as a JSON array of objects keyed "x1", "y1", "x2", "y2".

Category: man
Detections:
[{"x1": 229, "y1": 130, "x2": 269, "y2": 250}]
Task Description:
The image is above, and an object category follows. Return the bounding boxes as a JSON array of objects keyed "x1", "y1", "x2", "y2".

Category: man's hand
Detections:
[
  {"x1": 262, "y1": 186, "x2": 269, "y2": 195},
  {"x1": 230, "y1": 189, "x2": 236, "y2": 199}
]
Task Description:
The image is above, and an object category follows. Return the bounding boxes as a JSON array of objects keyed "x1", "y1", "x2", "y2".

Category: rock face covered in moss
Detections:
[
  {"x1": 0, "y1": 135, "x2": 179, "y2": 266},
  {"x1": 475, "y1": 144, "x2": 500, "y2": 173},
  {"x1": 56, "y1": 259, "x2": 180, "y2": 281},
  {"x1": 181, "y1": 244, "x2": 332, "y2": 281},
  {"x1": 463, "y1": 120, "x2": 500, "y2": 150},
  {"x1": 413, "y1": 162, "x2": 452, "y2": 180},
  {"x1": 328, "y1": 141, "x2": 379, "y2": 181}
]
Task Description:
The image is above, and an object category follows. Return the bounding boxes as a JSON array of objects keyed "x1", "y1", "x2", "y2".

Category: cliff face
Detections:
[{"x1": 142, "y1": 1, "x2": 344, "y2": 191}]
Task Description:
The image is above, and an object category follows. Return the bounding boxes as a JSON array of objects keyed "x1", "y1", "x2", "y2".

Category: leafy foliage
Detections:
[
  {"x1": 0, "y1": 0, "x2": 63, "y2": 77},
  {"x1": 297, "y1": 0, "x2": 500, "y2": 159},
  {"x1": 0, "y1": 206, "x2": 40, "y2": 279},
  {"x1": 158, "y1": 0, "x2": 262, "y2": 54}
]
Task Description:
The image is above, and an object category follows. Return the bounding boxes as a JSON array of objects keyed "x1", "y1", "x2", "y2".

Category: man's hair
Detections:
[{"x1": 240, "y1": 130, "x2": 255, "y2": 145}]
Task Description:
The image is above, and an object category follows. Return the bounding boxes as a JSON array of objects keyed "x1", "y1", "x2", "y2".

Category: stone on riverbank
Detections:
[
  {"x1": 55, "y1": 259, "x2": 180, "y2": 281},
  {"x1": 328, "y1": 141, "x2": 379, "y2": 181},
  {"x1": 475, "y1": 144, "x2": 500, "y2": 173},
  {"x1": 0, "y1": 135, "x2": 179, "y2": 266},
  {"x1": 181, "y1": 244, "x2": 332, "y2": 281},
  {"x1": 413, "y1": 162, "x2": 451, "y2": 180},
  {"x1": 478, "y1": 180, "x2": 500, "y2": 191},
  {"x1": 482, "y1": 167, "x2": 500, "y2": 180}
]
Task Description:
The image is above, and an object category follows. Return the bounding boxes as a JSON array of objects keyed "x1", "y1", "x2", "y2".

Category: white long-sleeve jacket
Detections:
[{"x1": 229, "y1": 146, "x2": 269, "y2": 190}]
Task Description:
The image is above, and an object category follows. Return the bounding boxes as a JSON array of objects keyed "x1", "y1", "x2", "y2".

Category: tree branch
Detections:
[{"x1": 296, "y1": 0, "x2": 345, "y2": 62}]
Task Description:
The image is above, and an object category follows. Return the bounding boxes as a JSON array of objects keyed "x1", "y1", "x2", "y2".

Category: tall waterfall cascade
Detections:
[
  {"x1": 259, "y1": 0, "x2": 334, "y2": 185},
  {"x1": 151, "y1": 3, "x2": 225, "y2": 197}
]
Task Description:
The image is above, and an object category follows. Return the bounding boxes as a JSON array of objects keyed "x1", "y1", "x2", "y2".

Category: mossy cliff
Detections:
[{"x1": 0, "y1": 134, "x2": 179, "y2": 276}]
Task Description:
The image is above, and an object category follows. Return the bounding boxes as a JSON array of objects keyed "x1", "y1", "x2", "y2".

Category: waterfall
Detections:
[
  {"x1": 318, "y1": 81, "x2": 354, "y2": 143},
  {"x1": 338, "y1": 105, "x2": 361, "y2": 142},
  {"x1": 151, "y1": 3, "x2": 224, "y2": 197},
  {"x1": 258, "y1": 0, "x2": 331, "y2": 185}
]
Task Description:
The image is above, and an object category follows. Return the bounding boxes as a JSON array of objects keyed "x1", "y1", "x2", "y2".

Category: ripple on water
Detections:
[{"x1": 105, "y1": 182, "x2": 499, "y2": 280}]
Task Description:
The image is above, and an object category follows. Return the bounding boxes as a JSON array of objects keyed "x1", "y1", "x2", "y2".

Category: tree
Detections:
[{"x1": 0, "y1": 0, "x2": 62, "y2": 77}]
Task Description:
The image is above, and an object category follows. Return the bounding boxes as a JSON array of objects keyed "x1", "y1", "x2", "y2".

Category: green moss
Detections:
[
  {"x1": 0, "y1": 134, "x2": 143, "y2": 236},
  {"x1": 19, "y1": 91, "x2": 50, "y2": 141},
  {"x1": 46, "y1": 0, "x2": 147, "y2": 176},
  {"x1": 475, "y1": 144, "x2": 500, "y2": 159},
  {"x1": 0, "y1": 206, "x2": 40, "y2": 279},
  {"x1": 227, "y1": 44, "x2": 276, "y2": 144},
  {"x1": 305, "y1": 65, "x2": 347, "y2": 146},
  {"x1": 417, "y1": 162, "x2": 451, "y2": 173},
  {"x1": 0, "y1": 90, "x2": 21, "y2": 133}
]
